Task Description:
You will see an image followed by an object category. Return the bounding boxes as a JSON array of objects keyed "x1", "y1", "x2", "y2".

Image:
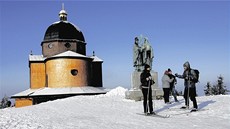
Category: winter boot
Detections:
[
  {"x1": 190, "y1": 108, "x2": 198, "y2": 112},
  {"x1": 150, "y1": 111, "x2": 156, "y2": 115},
  {"x1": 180, "y1": 106, "x2": 189, "y2": 109}
]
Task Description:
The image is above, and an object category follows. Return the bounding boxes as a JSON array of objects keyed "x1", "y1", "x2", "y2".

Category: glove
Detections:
[
  {"x1": 148, "y1": 76, "x2": 152, "y2": 80},
  {"x1": 175, "y1": 73, "x2": 178, "y2": 77},
  {"x1": 146, "y1": 76, "x2": 152, "y2": 81}
]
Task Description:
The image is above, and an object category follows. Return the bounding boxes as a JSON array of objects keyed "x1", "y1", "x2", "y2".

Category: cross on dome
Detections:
[{"x1": 59, "y1": 3, "x2": 67, "y2": 21}]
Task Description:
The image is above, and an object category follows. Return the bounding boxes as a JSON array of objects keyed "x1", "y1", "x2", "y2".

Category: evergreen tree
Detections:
[
  {"x1": 216, "y1": 75, "x2": 228, "y2": 95},
  {"x1": 211, "y1": 84, "x2": 219, "y2": 95},
  {"x1": 204, "y1": 75, "x2": 229, "y2": 95},
  {"x1": 0, "y1": 96, "x2": 11, "y2": 109},
  {"x1": 204, "y1": 82, "x2": 212, "y2": 96}
]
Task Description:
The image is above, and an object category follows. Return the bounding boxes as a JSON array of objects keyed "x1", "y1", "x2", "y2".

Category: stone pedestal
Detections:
[{"x1": 125, "y1": 71, "x2": 163, "y2": 101}]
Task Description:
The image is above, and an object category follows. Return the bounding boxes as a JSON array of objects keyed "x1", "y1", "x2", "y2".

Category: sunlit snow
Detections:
[{"x1": 1, "y1": 87, "x2": 229, "y2": 129}]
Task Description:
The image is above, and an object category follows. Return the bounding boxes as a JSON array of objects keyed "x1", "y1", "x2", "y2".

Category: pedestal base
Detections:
[
  {"x1": 125, "y1": 88, "x2": 163, "y2": 101},
  {"x1": 125, "y1": 71, "x2": 163, "y2": 101}
]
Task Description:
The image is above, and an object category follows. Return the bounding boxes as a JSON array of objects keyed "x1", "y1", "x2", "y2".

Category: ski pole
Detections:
[
  {"x1": 187, "y1": 70, "x2": 190, "y2": 109},
  {"x1": 146, "y1": 79, "x2": 151, "y2": 115},
  {"x1": 154, "y1": 89, "x2": 156, "y2": 109}
]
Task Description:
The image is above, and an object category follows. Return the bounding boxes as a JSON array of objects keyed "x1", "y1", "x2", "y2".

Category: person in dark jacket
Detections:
[
  {"x1": 175, "y1": 61, "x2": 198, "y2": 111},
  {"x1": 140, "y1": 64, "x2": 155, "y2": 115},
  {"x1": 167, "y1": 69, "x2": 179, "y2": 102}
]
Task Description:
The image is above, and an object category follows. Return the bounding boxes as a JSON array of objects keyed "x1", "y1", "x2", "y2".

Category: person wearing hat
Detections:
[
  {"x1": 167, "y1": 68, "x2": 179, "y2": 102},
  {"x1": 175, "y1": 61, "x2": 198, "y2": 112},
  {"x1": 140, "y1": 64, "x2": 155, "y2": 115},
  {"x1": 162, "y1": 70, "x2": 174, "y2": 104}
]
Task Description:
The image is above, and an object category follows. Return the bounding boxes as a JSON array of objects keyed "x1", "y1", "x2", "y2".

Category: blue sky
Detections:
[{"x1": 0, "y1": 1, "x2": 229, "y2": 98}]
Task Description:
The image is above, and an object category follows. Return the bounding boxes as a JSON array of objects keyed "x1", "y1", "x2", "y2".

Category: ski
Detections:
[
  {"x1": 151, "y1": 114, "x2": 170, "y2": 118},
  {"x1": 136, "y1": 113, "x2": 170, "y2": 118},
  {"x1": 167, "y1": 108, "x2": 209, "y2": 116},
  {"x1": 168, "y1": 107, "x2": 208, "y2": 111},
  {"x1": 169, "y1": 111, "x2": 191, "y2": 116}
]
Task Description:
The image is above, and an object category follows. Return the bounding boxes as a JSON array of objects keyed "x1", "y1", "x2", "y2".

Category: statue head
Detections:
[{"x1": 134, "y1": 37, "x2": 139, "y2": 45}]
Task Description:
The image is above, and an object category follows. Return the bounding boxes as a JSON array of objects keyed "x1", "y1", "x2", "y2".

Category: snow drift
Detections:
[{"x1": 0, "y1": 87, "x2": 230, "y2": 129}]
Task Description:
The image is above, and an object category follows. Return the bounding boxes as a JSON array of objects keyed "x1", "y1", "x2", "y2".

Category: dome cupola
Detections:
[
  {"x1": 41, "y1": 4, "x2": 86, "y2": 57},
  {"x1": 43, "y1": 4, "x2": 85, "y2": 42}
]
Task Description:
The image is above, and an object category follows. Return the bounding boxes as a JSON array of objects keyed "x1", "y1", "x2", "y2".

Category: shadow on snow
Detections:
[{"x1": 154, "y1": 98, "x2": 216, "y2": 113}]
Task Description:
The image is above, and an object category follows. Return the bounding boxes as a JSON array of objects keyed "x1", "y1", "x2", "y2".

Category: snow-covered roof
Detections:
[
  {"x1": 90, "y1": 55, "x2": 103, "y2": 62},
  {"x1": 51, "y1": 51, "x2": 89, "y2": 58},
  {"x1": 29, "y1": 51, "x2": 97, "y2": 62},
  {"x1": 11, "y1": 88, "x2": 39, "y2": 97},
  {"x1": 29, "y1": 55, "x2": 46, "y2": 61},
  {"x1": 11, "y1": 87, "x2": 107, "y2": 98},
  {"x1": 52, "y1": 21, "x2": 82, "y2": 32}
]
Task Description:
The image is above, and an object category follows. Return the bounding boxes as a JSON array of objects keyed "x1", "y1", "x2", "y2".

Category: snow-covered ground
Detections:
[{"x1": 0, "y1": 87, "x2": 230, "y2": 129}]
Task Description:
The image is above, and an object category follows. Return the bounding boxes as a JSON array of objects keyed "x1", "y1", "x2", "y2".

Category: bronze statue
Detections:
[
  {"x1": 133, "y1": 35, "x2": 154, "y2": 71},
  {"x1": 133, "y1": 37, "x2": 143, "y2": 71}
]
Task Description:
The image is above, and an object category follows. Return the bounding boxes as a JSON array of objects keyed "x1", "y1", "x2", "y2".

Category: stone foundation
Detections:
[{"x1": 125, "y1": 71, "x2": 163, "y2": 101}]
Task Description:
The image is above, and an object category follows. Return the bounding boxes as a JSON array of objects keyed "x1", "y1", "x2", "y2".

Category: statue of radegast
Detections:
[{"x1": 125, "y1": 35, "x2": 163, "y2": 101}]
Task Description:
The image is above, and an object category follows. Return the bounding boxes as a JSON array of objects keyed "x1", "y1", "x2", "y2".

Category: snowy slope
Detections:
[{"x1": 0, "y1": 87, "x2": 230, "y2": 129}]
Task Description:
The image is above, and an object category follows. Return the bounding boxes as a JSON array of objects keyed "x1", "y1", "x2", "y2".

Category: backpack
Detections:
[{"x1": 192, "y1": 69, "x2": 199, "y2": 83}]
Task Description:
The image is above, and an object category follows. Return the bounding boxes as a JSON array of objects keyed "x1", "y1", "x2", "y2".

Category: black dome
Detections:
[{"x1": 43, "y1": 21, "x2": 85, "y2": 42}]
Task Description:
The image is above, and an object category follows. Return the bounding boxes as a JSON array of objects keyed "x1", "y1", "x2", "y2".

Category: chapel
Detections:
[{"x1": 12, "y1": 6, "x2": 106, "y2": 107}]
